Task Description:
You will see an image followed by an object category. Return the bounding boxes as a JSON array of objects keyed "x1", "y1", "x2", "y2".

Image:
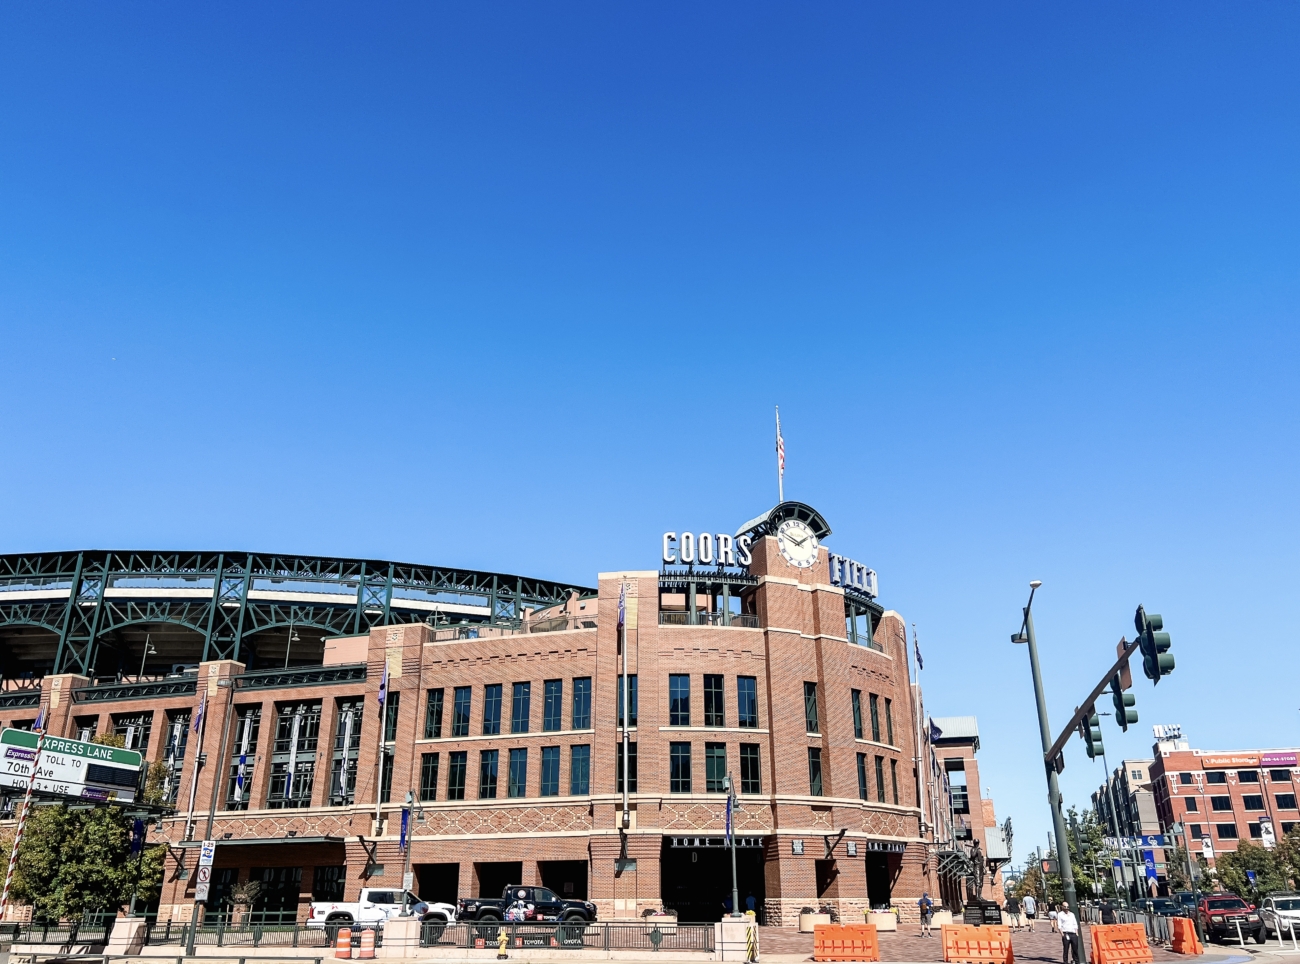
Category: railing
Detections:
[
  {"x1": 421, "y1": 921, "x2": 715, "y2": 952},
  {"x1": 238, "y1": 663, "x2": 367, "y2": 690},
  {"x1": 0, "y1": 690, "x2": 42, "y2": 709},
  {"x1": 2, "y1": 918, "x2": 114, "y2": 945},
  {"x1": 659, "y1": 612, "x2": 760, "y2": 629},
  {"x1": 426, "y1": 615, "x2": 598, "y2": 642},
  {"x1": 144, "y1": 920, "x2": 354, "y2": 948},
  {"x1": 73, "y1": 675, "x2": 198, "y2": 703}
]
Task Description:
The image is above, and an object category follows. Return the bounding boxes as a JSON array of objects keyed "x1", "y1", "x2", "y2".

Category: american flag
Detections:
[{"x1": 775, "y1": 407, "x2": 785, "y2": 480}]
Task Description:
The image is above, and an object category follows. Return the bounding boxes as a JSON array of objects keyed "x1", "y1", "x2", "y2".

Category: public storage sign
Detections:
[{"x1": 0, "y1": 727, "x2": 144, "y2": 802}]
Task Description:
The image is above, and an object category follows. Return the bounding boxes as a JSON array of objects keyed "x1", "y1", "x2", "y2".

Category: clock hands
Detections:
[{"x1": 786, "y1": 532, "x2": 809, "y2": 547}]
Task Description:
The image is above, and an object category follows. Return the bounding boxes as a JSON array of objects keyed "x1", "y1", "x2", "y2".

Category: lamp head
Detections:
[{"x1": 1030, "y1": 580, "x2": 1042, "y2": 590}]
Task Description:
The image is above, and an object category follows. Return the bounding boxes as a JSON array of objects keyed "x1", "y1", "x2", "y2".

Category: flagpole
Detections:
[
  {"x1": 0, "y1": 707, "x2": 48, "y2": 921},
  {"x1": 775, "y1": 407, "x2": 784, "y2": 504},
  {"x1": 907, "y1": 623, "x2": 928, "y2": 836},
  {"x1": 375, "y1": 658, "x2": 390, "y2": 833},
  {"x1": 184, "y1": 691, "x2": 208, "y2": 841}
]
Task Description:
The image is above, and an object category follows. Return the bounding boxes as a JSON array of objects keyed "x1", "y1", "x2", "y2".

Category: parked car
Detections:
[
  {"x1": 307, "y1": 887, "x2": 456, "y2": 929},
  {"x1": 457, "y1": 885, "x2": 597, "y2": 924},
  {"x1": 1173, "y1": 892, "x2": 1198, "y2": 912},
  {"x1": 1260, "y1": 894, "x2": 1300, "y2": 940},
  {"x1": 1134, "y1": 898, "x2": 1183, "y2": 917},
  {"x1": 1197, "y1": 894, "x2": 1265, "y2": 944}
]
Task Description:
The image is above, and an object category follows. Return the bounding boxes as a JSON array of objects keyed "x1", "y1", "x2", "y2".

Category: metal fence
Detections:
[
  {"x1": 143, "y1": 921, "x2": 365, "y2": 948},
  {"x1": 0, "y1": 918, "x2": 113, "y2": 945},
  {"x1": 422, "y1": 921, "x2": 715, "y2": 952}
]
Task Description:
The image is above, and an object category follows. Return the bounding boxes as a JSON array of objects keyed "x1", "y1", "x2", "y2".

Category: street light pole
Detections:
[
  {"x1": 1013, "y1": 582, "x2": 1080, "y2": 920},
  {"x1": 724, "y1": 773, "x2": 741, "y2": 918}
]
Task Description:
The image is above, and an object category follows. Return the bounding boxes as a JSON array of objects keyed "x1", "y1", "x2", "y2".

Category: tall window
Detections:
[
  {"x1": 419, "y1": 753, "x2": 439, "y2": 801},
  {"x1": 669, "y1": 675, "x2": 690, "y2": 726},
  {"x1": 890, "y1": 758, "x2": 899, "y2": 805},
  {"x1": 424, "y1": 689, "x2": 444, "y2": 738},
  {"x1": 704, "y1": 675, "x2": 725, "y2": 727},
  {"x1": 482, "y1": 684, "x2": 502, "y2": 735},
  {"x1": 540, "y1": 746, "x2": 560, "y2": 796},
  {"x1": 1211, "y1": 796, "x2": 1233, "y2": 811},
  {"x1": 885, "y1": 698, "x2": 894, "y2": 745},
  {"x1": 740, "y1": 744, "x2": 761, "y2": 794},
  {"x1": 543, "y1": 680, "x2": 563, "y2": 732},
  {"x1": 1217, "y1": 823, "x2": 1239, "y2": 840},
  {"x1": 1207, "y1": 771, "x2": 1226, "y2": 784},
  {"x1": 705, "y1": 742, "x2": 727, "y2": 792},
  {"x1": 874, "y1": 756, "x2": 886, "y2": 804},
  {"x1": 1243, "y1": 795, "x2": 1265, "y2": 811},
  {"x1": 570, "y1": 745, "x2": 591, "y2": 795},
  {"x1": 803, "y1": 683, "x2": 819, "y2": 734},
  {"x1": 808, "y1": 747, "x2": 823, "y2": 796},
  {"x1": 1278, "y1": 794, "x2": 1298, "y2": 810},
  {"x1": 851, "y1": 690, "x2": 864, "y2": 740},
  {"x1": 450, "y1": 686, "x2": 471, "y2": 737},
  {"x1": 511, "y1": 682, "x2": 531, "y2": 734},
  {"x1": 226, "y1": 705, "x2": 262, "y2": 810},
  {"x1": 328, "y1": 698, "x2": 362, "y2": 806},
  {"x1": 161, "y1": 709, "x2": 191, "y2": 805},
  {"x1": 856, "y1": 753, "x2": 868, "y2": 800},
  {"x1": 508, "y1": 748, "x2": 528, "y2": 798},
  {"x1": 268, "y1": 700, "x2": 321, "y2": 809},
  {"x1": 112, "y1": 711, "x2": 153, "y2": 752},
  {"x1": 572, "y1": 677, "x2": 592, "y2": 729},
  {"x1": 670, "y1": 742, "x2": 692, "y2": 793},
  {"x1": 1185, "y1": 798, "x2": 1199, "y2": 812},
  {"x1": 479, "y1": 749, "x2": 499, "y2": 798},
  {"x1": 618, "y1": 675, "x2": 638, "y2": 727},
  {"x1": 383, "y1": 692, "x2": 401, "y2": 742},
  {"x1": 616, "y1": 742, "x2": 638, "y2": 793},
  {"x1": 447, "y1": 751, "x2": 467, "y2": 800},
  {"x1": 737, "y1": 677, "x2": 758, "y2": 728},
  {"x1": 869, "y1": 694, "x2": 881, "y2": 742}
]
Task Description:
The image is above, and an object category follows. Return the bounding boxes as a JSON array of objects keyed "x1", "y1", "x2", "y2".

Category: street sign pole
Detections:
[{"x1": 0, "y1": 724, "x2": 47, "y2": 920}]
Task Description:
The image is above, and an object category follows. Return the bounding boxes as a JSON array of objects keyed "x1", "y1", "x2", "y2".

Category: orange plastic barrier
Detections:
[
  {"x1": 335, "y1": 927, "x2": 353, "y2": 959},
  {"x1": 1169, "y1": 917, "x2": 1203, "y2": 956},
  {"x1": 813, "y1": 923, "x2": 881, "y2": 962},
  {"x1": 358, "y1": 927, "x2": 376, "y2": 960},
  {"x1": 941, "y1": 924, "x2": 1014, "y2": 964},
  {"x1": 1090, "y1": 923, "x2": 1154, "y2": 964}
]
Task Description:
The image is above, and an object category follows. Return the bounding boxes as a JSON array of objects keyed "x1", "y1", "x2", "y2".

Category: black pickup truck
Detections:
[{"x1": 457, "y1": 885, "x2": 597, "y2": 923}]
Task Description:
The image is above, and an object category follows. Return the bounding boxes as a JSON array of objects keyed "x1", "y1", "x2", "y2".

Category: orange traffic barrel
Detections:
[
  {"x1": 358, "y1": 927, "x2": 376, "y2": 959},
  {"x1": 335, "y1": 927, "x2": 353, "y2": 959}
]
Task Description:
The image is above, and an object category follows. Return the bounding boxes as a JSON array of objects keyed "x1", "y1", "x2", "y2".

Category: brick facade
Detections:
[{"x1": 3, "y1": 534, "x2": 938, "y2": 926}]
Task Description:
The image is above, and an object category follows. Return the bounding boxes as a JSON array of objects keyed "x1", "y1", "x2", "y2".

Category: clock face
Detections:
[{"x1": 776, "y1": 519, "x2": 819, "y2": 569}]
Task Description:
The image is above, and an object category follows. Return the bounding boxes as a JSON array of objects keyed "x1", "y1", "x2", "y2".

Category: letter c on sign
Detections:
[{"x1": 662, "y1": 533, "x2": 677, "y2": 565}]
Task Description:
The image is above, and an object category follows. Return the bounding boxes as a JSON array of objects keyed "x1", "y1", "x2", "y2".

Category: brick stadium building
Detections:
[{"x1": 0, "y1": 503, "x2": 994, "y2": 925}]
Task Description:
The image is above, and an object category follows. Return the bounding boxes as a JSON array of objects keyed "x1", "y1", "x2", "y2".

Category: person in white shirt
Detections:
[
  {"x1": 1057, "y1": 904, "x2": 1080, "y2": 964},
  {"x1": 1022, "y1": 893, "x2": 1037, "y2": 932}
]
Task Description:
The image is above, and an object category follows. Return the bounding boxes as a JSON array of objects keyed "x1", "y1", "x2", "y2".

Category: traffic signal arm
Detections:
[{"x1": 1044, "y1": 635, "x2": 1143, "y2": 768}]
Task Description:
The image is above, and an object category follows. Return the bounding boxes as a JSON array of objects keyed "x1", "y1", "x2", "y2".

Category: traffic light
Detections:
[
  {"x1": 1080, "y1": 708, "x2": 1105, "y2": 759},
  {"x1": 1135, "y1": 605, "x2": 1174, "y2": 683},
  {"x1": 1110, "y1": 673, "x2": 1138, "y2": 731}
]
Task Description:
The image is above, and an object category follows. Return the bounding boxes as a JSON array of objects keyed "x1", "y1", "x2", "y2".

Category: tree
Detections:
[
  {"x1": 0, "y1": 733, "x2": 168, "y2": 919},
  {"x1": 1215, "y1": 841, "x2": 1288, "y2": 904}
]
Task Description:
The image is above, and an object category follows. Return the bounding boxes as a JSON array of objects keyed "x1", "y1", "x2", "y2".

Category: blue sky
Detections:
[{"x1": 2, "y1": 3, "x2": 1298, "y2": 858}]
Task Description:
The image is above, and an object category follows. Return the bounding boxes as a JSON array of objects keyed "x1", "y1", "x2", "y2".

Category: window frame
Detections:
[
  {"x1": 571, "y1": 677, "x2": 592, "y2": 730},
  {"x1": 479, "y1": 748, "x2": 499, "y2": 799},
  {"x1": 542, "y1": 680, "x2": 563, "y2": 732},
  {"x1": 705, "y1": 742, "x2": 727, "y2": 793},
  {"x1": 482, "y1": 684, "x2": 503, "y2": 736},
  {"x1": 423, "y1": 689, "x2": 444, "y2": 739},
  {"x1": 511, "y1": 682, "x2": 531, "y2": 734},
  {"x1": 808, "y1": 747, "x2": 823, "y2": 796},
  {"x1": 451, "y1": 687, "x2": 472, "y2": 738},
  {"x1": 508, "y1": 747, "x2": 528, "y2": 798},
  {"x1": 540, "y1": 746, "x2": 560, "y2": 797},
  {"x1": 669, "y1": 675, "x2": 691, "y2": 727},
  {"x1": 670, "y1": 742, "x2": 692, "y2": 793},
  {"x1": 740, "y1": 744, "x2": 761, "y2": 795},
  {"x1": 803, "y1": 682, "x2": 820, "y2": 734},
  {"x1": 704, "y1": 675, "x2": 725, "y2": 728},
  {"x1": 419, "y1": 752, "x2": 439, "y2": 801},
  {"x1": 851, "y1": 690, "x2": 863, "y2": 740},
  {"x1": 737, "y1": 676, "x2": 759, "y2": 728}
]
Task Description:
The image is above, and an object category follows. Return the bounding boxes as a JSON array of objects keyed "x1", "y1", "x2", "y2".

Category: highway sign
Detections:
[
  {"x1": 0, "y1": 728, "x2": 143, "y2": 803},
  {"x1": 199, "y1": 840, "x2": 217, "y2": 866}
]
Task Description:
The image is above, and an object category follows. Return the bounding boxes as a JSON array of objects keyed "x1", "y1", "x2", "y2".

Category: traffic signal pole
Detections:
[{"x1": 1015, "y1": 585, "x2": 1081, "y2": 922}]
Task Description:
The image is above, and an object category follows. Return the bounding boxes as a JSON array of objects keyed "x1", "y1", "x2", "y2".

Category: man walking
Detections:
[
  {"x1": 1057, "y1": 903, "x2": 1080, "y2": 964},
  {"x1": 918, "y1": 893, "x2": 934, "y2": 937},
  {"x1": 1005, "y1": 894, "x2": 1021, "y2": 930},
  {"x1": 1022, "y1": 893, "x2": 1036, "y2": 932}
]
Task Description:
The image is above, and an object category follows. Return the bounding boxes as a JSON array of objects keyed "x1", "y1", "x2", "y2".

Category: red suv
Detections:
[{"x1": 1197, "y1": 894, "x2": 1264, "y2": 944}]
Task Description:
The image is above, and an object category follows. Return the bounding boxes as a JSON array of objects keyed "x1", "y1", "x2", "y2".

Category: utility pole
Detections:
[{"x1": 1011, "y1": 583, "x2": 1080, "y2": 919}]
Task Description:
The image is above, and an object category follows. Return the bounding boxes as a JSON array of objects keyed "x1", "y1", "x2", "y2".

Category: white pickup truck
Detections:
[{"x1": 306, "y1": 887, "x2": 456, "y2": 929}]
